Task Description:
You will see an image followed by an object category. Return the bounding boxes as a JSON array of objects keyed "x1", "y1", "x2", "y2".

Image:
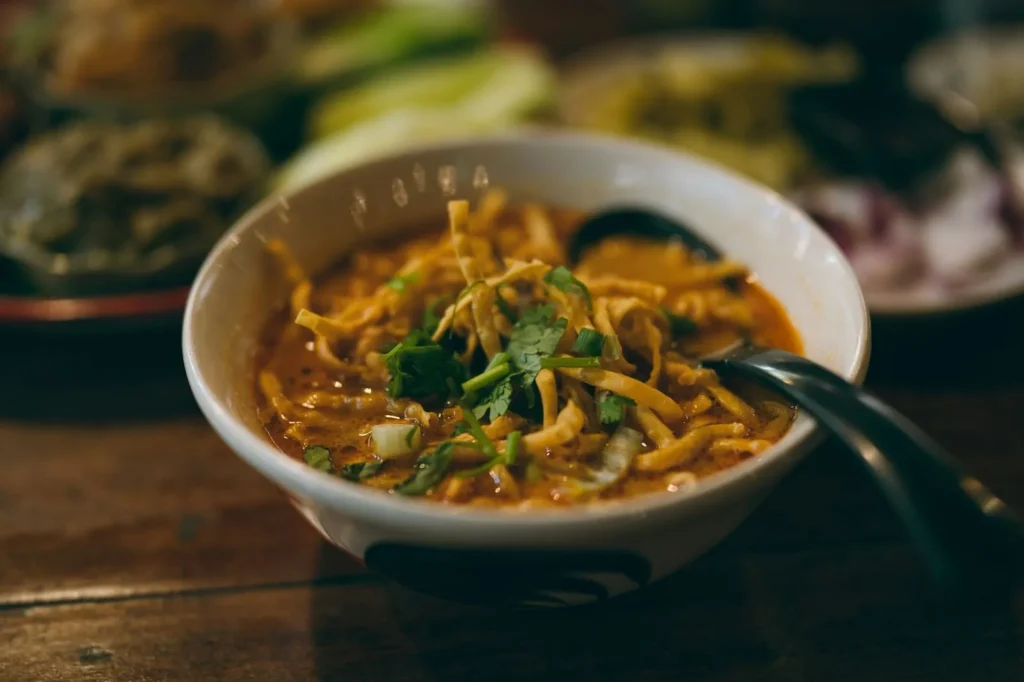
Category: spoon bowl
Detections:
[{"x1": 568, "y1": 206, "x2": 725, "y2": 266}]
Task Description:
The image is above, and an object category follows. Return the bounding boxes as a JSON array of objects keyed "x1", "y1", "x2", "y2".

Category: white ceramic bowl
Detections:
[{"x1": 183, "y1": 130, "x2": 870, "y2": 607}]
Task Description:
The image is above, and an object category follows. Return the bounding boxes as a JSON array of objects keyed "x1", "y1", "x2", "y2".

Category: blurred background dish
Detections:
[
  {"x1": 908, "y1": 26, "x2": 1024, "y2": 130},
  {"x1": 552, "y1": 27, "x2": 1024, "y2": 315},
  {"x1": 6, "y1": 0, "x2": 298, "y2": 148},
  {"x1": 0, "y1": 117, "x2": 269, "y2": 299},
  {"x1": 278, "y1": 0, "x2": 378, "y2": 26},
  {"x1": 277, "y1": 43, "x2": 554, "y2": 191},
  {"x1": 0, "y1": 0, "x2": 1023, "y2": 325},
  {"x1": 788, "y1": 75, "x2": 1024, "y2": 314},
  {"x1": 295, "y1": 0, "x2": 489, "y2": 89},
  {"x1": 558, "y1": 33, "x2": 858, "y2": 190}
]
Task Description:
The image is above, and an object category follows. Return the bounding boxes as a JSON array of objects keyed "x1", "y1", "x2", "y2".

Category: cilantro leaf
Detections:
[
  {"x1": 544, "y1": 266, "x2": 593, "y2": 311},
  {"x1": 520, "y1": 303, "x2": 555, "y2": 326},
  {"x1": 661, "y1": 307, "x2": 698, "y2": 337},
  {"x1": 381, "y1": 331, "x2": 466, "y2": 401},
  {"x1": 506, "y1": 305, "x2": 568, "y2": 386},
  {"x1": 394, "y1": 442, "x2": 454, "y2": 496},
  {"x1": 386, "y1": 271, "x2": 419, "y2": 293},
  {"x1": 340, "y1": 460, "x2": 385, "y2": 482},
  {"x1": 303, "y1": 445, "x2": 332, "y2": 472},
  {"x1": 597, "y1": 394, "x2": 636, "y2": 426},
  {"x1": 472, "y1": 373, "x2": 515, "y2": 422}
]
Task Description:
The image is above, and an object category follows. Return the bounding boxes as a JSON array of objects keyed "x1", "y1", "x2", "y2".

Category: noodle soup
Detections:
[{"x1": 255, "y1": 191, "x2": 801, "y2": 508}]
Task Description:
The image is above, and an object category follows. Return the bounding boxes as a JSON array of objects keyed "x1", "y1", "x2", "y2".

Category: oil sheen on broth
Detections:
[{"x1": 255, "y1": 195, "x2": 801, "y2": 509}]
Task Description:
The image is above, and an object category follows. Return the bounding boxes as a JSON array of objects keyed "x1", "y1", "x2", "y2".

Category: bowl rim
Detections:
[{"x1": 183, "y1": 129, "x2": 871, "y2": 537}]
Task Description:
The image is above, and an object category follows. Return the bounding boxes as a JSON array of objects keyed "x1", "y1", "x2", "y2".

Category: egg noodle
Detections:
[{"x1": 255, "y1": 190, "x2": 800, "y2": 508}]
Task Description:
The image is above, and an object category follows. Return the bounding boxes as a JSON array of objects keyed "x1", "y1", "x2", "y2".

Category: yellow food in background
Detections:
[{"x1": 563, "y1": 34, "x2": 858, "y2": 190}]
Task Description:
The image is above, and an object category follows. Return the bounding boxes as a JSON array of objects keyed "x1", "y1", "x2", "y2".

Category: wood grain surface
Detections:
[{"x1": 2, "y1": 299, "x2": 1023, "y2": 681}]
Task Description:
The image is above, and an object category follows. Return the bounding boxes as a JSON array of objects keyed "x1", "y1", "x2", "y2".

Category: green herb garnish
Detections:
[
  {"x1": 471, "y1": 374, "x2": 515, "y2": 422},
  {"x1": 539, "y1": 356, "x2": 601, "y2": 369},
  {"x1": 597, "y1": 394, "x2": 636, "y2": 426},
  {"x1": 456, "y1": 427, "x2": 520, "y2": 478},
  {"x1": 661, "y1": 307, "x2": 698, "y2": 337},
  {"x1": 340, "y1": 459, "x2": 385, "y2": 482},
  {"x1": 571, "y1": 328, "x2": 605, "y2": 356},
  {"x1": 386, "y1": 271, "x2": 419, "y2": 293},
  {"x1": 506, "y1": 304, "x2": 568, "y2": 386},
  {"x1": 394, "y1": 442, "x2": 454, "y2": 496},
  {"x1": 456, "y1": 458, "x2": 499, "y2": 478},
  {"x1": 461, "y1": 352, "x2": 512, "y2": 394},
  {"x1": 303, "y1": 445, "x2": 332, "y2": 472},
  {"x1": 381, "y1": 330, "x2": 467, "y2": 400},
  {"x1": 467, "y1": 354, "x2": 516, "y2": 421},
  {"x1": 544, "y1": 265, "x2": 593, "y2": 311},
  {"x1": 504, "y1": 430, "x2": 521, "y2": 467},
  {"x1": 458, "y1": 406, "x2": 500, "y2": 461}
]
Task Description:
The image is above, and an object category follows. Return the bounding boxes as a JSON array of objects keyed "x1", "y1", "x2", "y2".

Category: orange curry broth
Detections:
[{"x1": 254, "y1": 209, "x2": 801, "y2": 507}]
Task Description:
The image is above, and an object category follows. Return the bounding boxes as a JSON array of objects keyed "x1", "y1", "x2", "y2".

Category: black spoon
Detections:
[
  {"x1": 567, "y1": 207, "x2": 724, "y2": 266},
  {"x1": 704, "y1": 343, "x2": 1024, "y2": 597},
  {"x1": 570, "y1": 208, "x2": 1024, "y2": 596}
]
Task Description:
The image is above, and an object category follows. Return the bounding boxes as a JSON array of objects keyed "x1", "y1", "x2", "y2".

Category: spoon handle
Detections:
[{"x1": 705, "y1": 348, "x2": 1024, "y2": 596}]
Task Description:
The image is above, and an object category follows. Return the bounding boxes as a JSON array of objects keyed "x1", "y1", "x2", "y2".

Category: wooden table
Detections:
[{"x1": 2, "y1": 302, "x2": 1023, "y2": 681}]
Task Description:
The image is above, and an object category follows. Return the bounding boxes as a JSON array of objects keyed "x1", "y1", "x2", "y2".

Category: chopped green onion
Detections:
[
  {"x1": 571, "y1": 328, "x2": 605, "y2": 356},
  {"x1": 457, "y1": 405, "x2": 500, "y2": 461},
  {"x1": 539, "y1": 356, "x2": 601, "y2": 369},
  {"x1": 456, "y1": 429, "x2": 521, "y2": 478},
  {"x1": 303, "y1": 445, "x2": 332, "y2": 472},
  {"x1": 451, "y1": 404, "x2": 500, "y2": 479},
  {"x1": 488, "y1": 352, "x2": 511, "y2": 368},
  {"x1": 504, "y1": 430, "x2": 521, "y2": 466},
  {"x1": 386, "y1": 271, "x2": 419, "y2": 293},
  {"x1": 371, "y1": 423, "x2": 422, "y2": 459},
  {"x1": 461, "y1": 362, "x2": 510, "y2": 394}
]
